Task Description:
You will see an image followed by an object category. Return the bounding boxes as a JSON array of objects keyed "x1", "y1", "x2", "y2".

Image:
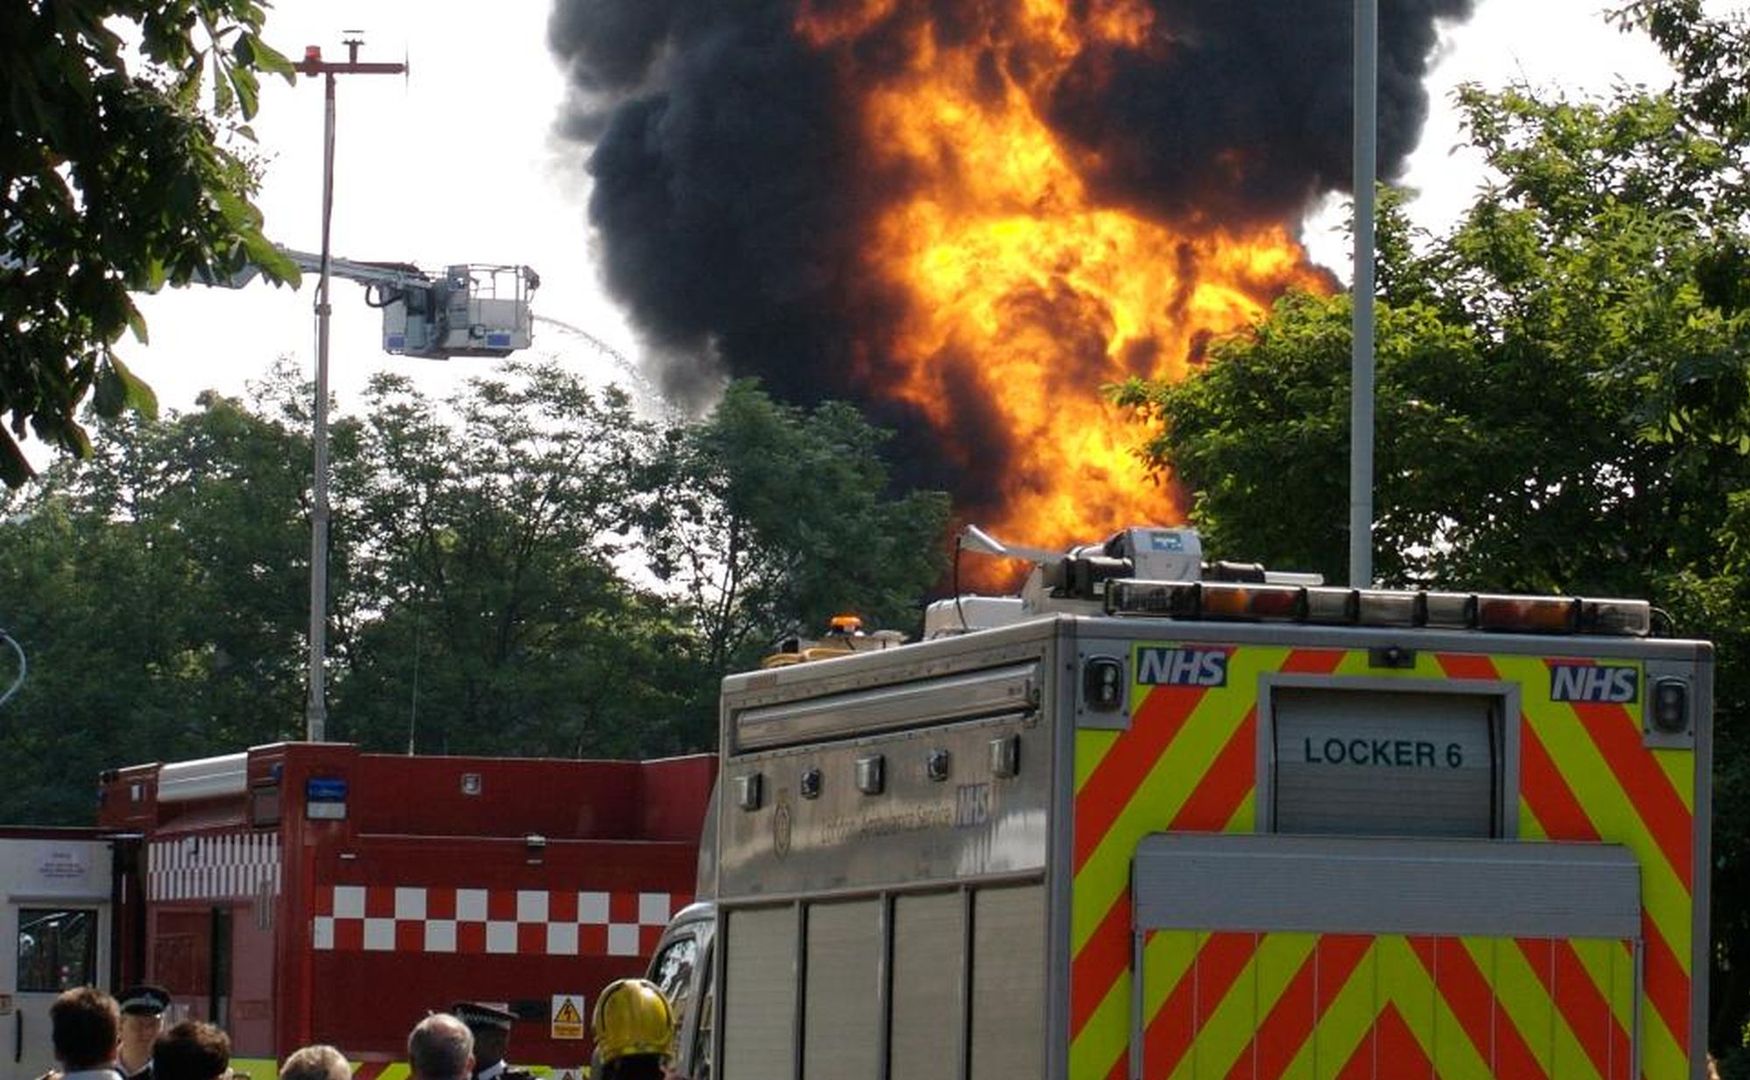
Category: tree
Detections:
[
  {"x1": 330, "y1": 362, "x2": 699, "y2": 757},
  {"x1": 1115, "y1": 11, "x2": 1750, "y2": 1058},
  {"x1": 0, "y1": 0, "x2": 299, "y2": 486},
  {"x1": 0, "y1": 379, "x2": 315, "y2": 822},
  {"x1": 641, "y1": 380, "x2": 951, "y2": 697}
]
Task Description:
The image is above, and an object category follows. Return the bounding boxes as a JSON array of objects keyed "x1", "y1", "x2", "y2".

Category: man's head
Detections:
[
  {"x1": 116, "y1": 986, "x2": 170, "y2": 1067},
  {"x1": 450, "y1": 1003, "x2": 514, "y2": 1069},
  {"x1": 279, "y1": 1045, "x2": 350, "y2": 1080},
  {"x1": 408, "y1": 1015, "x2": 474, "y2": 1080},
  {"x1": 152, "y1": 1021, "x2": 230, "y2": 1080},
  {"x1": 49, "y1": 987, "x2": 120, "y2": 1071}
]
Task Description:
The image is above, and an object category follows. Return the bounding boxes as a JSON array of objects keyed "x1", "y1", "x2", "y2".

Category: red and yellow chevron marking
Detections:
[
  {"x1": 1068, "y1": 643, "x2": 1699, "y2": 1080},
  {"x1": 1127, "y1": 930, "x2": 1634, "y2": 1079},
  {"x1": 1439, "y1": 652, "x2": 1697, "y2": 1077}
]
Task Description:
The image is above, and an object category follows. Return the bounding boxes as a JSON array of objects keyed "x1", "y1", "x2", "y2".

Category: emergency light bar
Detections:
[{"x1": 1104, "y1": 580, "x2": 1652, "y2": 636}]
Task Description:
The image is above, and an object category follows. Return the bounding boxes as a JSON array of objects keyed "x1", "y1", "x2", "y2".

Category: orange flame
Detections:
[{"x1": 798, "y1": 1, "x2": 1327, "y2": 554}]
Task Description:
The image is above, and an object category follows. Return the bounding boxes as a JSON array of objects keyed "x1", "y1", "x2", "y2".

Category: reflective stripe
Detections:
[{"x1": 1068, "y1": 644, "x2": 1699, "y2": 1079}]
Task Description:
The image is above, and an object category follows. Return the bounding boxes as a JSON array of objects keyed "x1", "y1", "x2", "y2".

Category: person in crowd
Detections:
[
  {"x1": 115, "y1": 986, "x2": 170, "y2": 1080},
  {"x1": 450, "y1": 1003, "x2": 530, "y2": 1080},
  {"x1": 150, "y1": 1022, "x2": 228, "y2": 1080},
  {"x1": 407, "y1": 1015, "x2": 472, "y2": 1080},
  {"x1": 42, "y1": 987, "x2": 122, "y2": 1080},
  {"x1": 590, "y1": 980, "x2": 673, "y2": 1080},
  {"x1": 279, "y1": 1045, "x2": 350, "y2": 1080}
]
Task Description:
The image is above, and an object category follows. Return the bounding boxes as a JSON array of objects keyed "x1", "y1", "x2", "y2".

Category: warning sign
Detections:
[
  {"x1": 550, "y1": 995, "x2": 586, "y2": 1040},
  {"x1": 551, "y1": 1070, "x2": 582, "y2": 1080}
]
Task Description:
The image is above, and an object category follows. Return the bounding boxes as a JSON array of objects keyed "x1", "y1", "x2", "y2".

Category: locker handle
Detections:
[{"x1": 13, "y1": 1009, "x2": 21, "y2": 1064}]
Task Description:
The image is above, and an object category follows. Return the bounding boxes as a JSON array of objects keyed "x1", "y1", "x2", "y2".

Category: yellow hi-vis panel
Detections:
[
  {"x1": 1130, "y1": 931, "x2": 1634, "y2": 1079},
  {"x1": 1068, "y1": 643, "x2": 1698, "y2": 1080}
]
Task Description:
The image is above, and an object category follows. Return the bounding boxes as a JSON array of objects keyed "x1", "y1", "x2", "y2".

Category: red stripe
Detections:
[
  {"x1": 1070, "y1": 887, "x2": 1132, "y2": 1037},
  {"x1": 1170, "y1": 708, "x2": 1257, "y2": 832},
  {"x1": 350, "y1": 1066, "x2": 387, "y2": 1080},
  {"x1": 1102, "y1": 1058, "x2": 1126, "y2": 1080},
  {"x1": 1573, "y1": 702, "x2": 1694, "y2": 891},
  {"x1": 1519, "y1": 721, "x2": 1600, "y2": 841},
  {"x1": 1415, "y1": 935, "x2": 1548, "y2": 1079},
  {"x1": 1282, "y1": 648, "x2": 1345, "y2": 674},
  {"x1": 1235, "y1": 934, "x2": 1370, "y2": 1080},
  {"x1": 1436, "y1": 652, "x2": 1500, "y2": 680},
  {"x1": 1516, "y1": 935, "x2": 1621, "y2": 1075},
  {"x1": 1074, "y1": 683, "x2": 1206, "y2": 871},
  {"x1": 1334, "y1": 1032, "x2": 1374, "y2": 1080},
  {"x1": 1550, "y1": 939, "x2": 1631, "y2": 1080},
  {"x1": 1416, "y1": 937, "x2": 1488, "y2": 1072},
  {"x1": 1372, "y1": 1003, "x2": 1433, "y2": 1076},
  {"x1": 1643, "y1": 914, "x2": 1692, "y2": 1055},
  {"x1": 1143, "y1": 932, "x2": 1258, "y2": 1077}
]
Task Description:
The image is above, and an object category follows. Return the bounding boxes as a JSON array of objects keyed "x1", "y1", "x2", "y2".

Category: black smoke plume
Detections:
[{"x1": 547, "y1": 0, "x2": 1474, "y2": 504}]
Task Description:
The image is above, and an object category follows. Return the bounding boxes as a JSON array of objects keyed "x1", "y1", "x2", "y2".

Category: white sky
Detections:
[{"x1": 115, "y1": 0, "x2": 1696, "y2": 437}]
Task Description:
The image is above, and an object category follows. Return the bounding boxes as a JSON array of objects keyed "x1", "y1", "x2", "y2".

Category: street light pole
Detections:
[
  {"x1": 296, "y1": 36, "x2": 405, "y2": 742},
  {"x1": 1350, "y1": 0, "x2": 1378, "y2": 588}
]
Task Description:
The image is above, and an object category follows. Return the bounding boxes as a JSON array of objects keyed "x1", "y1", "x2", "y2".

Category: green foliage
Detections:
[
  {"x1": 0, "y1": 363, "x2": 948, "y2": 817},
  {"x1": 0, "y1": 383, "x2": 313, "y2": 822},
  {"x1": 0, "y1": 0, "x2": 298, "y2": 487},
  {"x1": 331, "y1": 363, "x2": 696, "y2": 758},
  {"x1": 640, "y1": 381, "x2": 951, "y2": 696},
  {"x1": 1118, "y1": 10, "x2": 1750, "y2": 1054}
]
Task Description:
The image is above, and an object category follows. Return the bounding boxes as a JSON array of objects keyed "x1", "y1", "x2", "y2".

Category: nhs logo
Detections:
[
  {"x1": 1549, "y1": 663, "x2": 1639, "y2": 704},
  {"x1": 1136, "y1": 647, "x2": 1228, "y2": 688}
]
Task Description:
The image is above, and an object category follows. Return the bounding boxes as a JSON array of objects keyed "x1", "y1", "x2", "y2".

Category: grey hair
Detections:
[
  {"x1": 409, "y1": 1015, "x2": 474, "y2": 1080},
  {"x1": 280, "y1": 1045, "x2": 350, "y2": 1080}
]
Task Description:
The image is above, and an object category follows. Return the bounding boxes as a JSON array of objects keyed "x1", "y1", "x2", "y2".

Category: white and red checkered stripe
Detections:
[{"x1": 311, "y1": 886, "x2": 687, "y2": 956}]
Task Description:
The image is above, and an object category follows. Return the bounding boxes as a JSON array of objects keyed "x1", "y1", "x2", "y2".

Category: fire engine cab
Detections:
[
  {"x1": 651, "y1": 526, "x2": 1713, "y2": 1079},
  {"x1": 0, "y1": 743, "x2": 713, "y2": 1080}
]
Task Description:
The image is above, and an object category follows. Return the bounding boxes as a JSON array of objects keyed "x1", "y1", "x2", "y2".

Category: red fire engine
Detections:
[{"x1": 83, "y1": 743, "x2": 714, "y2": 1080}]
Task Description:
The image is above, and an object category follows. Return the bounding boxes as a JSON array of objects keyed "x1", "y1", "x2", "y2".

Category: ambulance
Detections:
[
  {"x1": 0, "y1": 827, "x2": 130, "y2": 1080},
  {"x1": 1, "y1": 743, "x2": 715, "y2": 1080},
  {"x1": 652, "y1": 526, "x2": 1712, "y2": 1079}
]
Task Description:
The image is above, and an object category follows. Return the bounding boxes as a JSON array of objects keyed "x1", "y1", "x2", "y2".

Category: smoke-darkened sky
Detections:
[{"x1": 547, "y1": 0, "x2": 1474, "y2": 499}]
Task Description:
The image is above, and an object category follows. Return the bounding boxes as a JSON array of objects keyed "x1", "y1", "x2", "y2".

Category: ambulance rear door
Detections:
[{"x1": 0, "y1": 830, "x2": 117, "y2": 1080}]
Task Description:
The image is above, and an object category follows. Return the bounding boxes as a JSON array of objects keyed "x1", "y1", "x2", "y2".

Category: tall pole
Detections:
[
  {"x1": 1349, "y1": 0, "x2": 1378, "y2": 588},
  {"x1": 296, "y1": 38, "x2": 405, "y2": 742}
]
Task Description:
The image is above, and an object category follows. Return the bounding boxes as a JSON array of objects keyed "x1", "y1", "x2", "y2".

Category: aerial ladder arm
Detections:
[{"x1": 220, "y1": 245, "x2": 541, "y2": 361}]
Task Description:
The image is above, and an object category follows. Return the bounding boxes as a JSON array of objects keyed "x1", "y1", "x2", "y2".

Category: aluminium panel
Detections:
[
  {"x1": 717, "y1": 711, "x2": 1052, "y2": 898},
  {"x1": 722, "y1": 905, "x2": 798, "y2": 1078},
  {"x1": 734, "y1": 663, "x2": 1040, "y2": 752},
  {"x1": 889, "y1": 891, "x2": 966, "y2": 1080},
  {"x1": 1132, "y1": 833, "x2": 1641, "y2": 939},
  {"x1": 969, "y1": 883, "x2": 1047, "y2": 1080},
  {"x1": 802, "y1": 899, "x2": 882, "y2": 1080}
]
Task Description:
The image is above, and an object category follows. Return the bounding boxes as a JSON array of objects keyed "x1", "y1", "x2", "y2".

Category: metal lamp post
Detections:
[
  {"x1": 1350, "y1": 0, "x2": 1378, "y2": 588},
  {"x1": 295, "y1": 36, "x2": 405, "y2": 742}
]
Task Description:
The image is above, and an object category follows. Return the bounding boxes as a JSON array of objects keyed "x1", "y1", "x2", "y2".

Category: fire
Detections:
[{"x1": 797, "y1": 1, "x2": 1328, "y2": 552}]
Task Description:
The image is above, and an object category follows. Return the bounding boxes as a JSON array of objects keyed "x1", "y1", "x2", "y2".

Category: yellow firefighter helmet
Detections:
[{"x1": 591, "y1": 978, "x2": 674, "y2": 1064}]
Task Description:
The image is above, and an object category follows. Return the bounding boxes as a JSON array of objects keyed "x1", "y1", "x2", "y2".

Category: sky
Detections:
[{"x1": 116, "y1": 0, "x2": 1692, "y2": 440}]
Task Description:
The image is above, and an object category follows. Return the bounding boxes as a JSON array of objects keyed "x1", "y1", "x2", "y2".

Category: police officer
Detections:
[
  {"x1": 450, "y1": 1003, "x2": 533, "y2": 1080},
  {"x1": 590, "y1": 980, "x2": 673, "y2": 1080},
  {"x1": 115, "y1": 986, "x2": 170, "y2": 1080}
]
